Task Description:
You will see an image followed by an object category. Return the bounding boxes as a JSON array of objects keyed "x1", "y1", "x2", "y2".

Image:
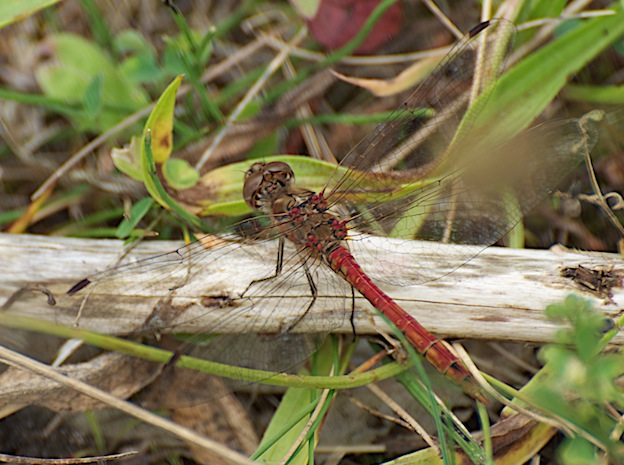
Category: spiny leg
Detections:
[
  {"x1": 282, "y1": 258, "x2": 318, "y2": 333},
  {"x1": 241, "y1": 236, "x2": 285, "y2": 298}
]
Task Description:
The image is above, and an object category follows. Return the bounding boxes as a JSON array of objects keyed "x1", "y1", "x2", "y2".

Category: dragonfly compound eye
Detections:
[
  {"x1": 263, "y1": 161, "x2": 295, "y2": 183},
  {"x1": 246, "y1": 162, "x2": 266, "y2": 177},
  {"x1": 243, "y1": 162, "x2": 296, "y2": 211},
  {"x1": 243, "y1": 169, "x2": 265, "y2": 210}
]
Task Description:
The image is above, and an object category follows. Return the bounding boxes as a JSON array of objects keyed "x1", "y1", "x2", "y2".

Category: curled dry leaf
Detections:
[
  {"x1": 331, "y1": 54, "x2": 441, "y2": 97},
  {"x1": 0, "y1": 352, "x2": 160, "y2": 412}
]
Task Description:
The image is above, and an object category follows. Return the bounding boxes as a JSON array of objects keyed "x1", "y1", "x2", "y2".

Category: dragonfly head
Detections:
[{"x1": 243, "y1": 161, "x2": 295, "y2": 212}]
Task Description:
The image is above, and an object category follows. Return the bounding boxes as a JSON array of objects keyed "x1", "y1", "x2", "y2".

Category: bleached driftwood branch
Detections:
[
  {"x1": 1, "y1": 231, "x2": 622, "y2": 414},
  {"x1": 1, "y1": 232, "x2": 622, "y2": 345}
]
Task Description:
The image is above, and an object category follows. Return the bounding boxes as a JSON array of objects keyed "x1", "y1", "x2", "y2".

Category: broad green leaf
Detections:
[
  {"x1": 195, "y1": 156, "x2": 337, "y2": 216},
  {"x1": 194, "y1": 155, "x2": 431, "y2": 217},
  {"x1": 37, "y1": 34, "x2": 145, "y2": 105}
]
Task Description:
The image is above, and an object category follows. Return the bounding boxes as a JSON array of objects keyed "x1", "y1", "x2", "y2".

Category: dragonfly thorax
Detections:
[
  {"x1": 272, "y1": 192, "x2": 349, "y2": 257},
  {"x1": 243, "y1": 161, "x2": 349, "y2": 257}
]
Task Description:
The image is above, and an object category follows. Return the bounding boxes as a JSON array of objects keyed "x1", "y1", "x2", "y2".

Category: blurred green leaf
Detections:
[
  {"x1": 545, "y1": 295, "x2": 608, "y2": 359},
  {"x1": 35, "y1": 33, "x2": 149, "y2": 131},
  {"x1": 162, "y1": 158, "x2": 200, "y2": 190},
  {"x1": 113, "y1": 29, "x2": 155, "y2": 56},
  {"x1": 115, "y1": 197, "x2": 155, "y2": 239},
  {"x1": 558, "y1": 436, "x2": 600, "y2": 465},
  {"x1": 114, "y1": 30, "x2": 163, "y2": 84},
  {"x1": 162, "y1": 45, "x2": 187, "y2": 76},
  {"x1": 517, "y1": 0, "x2": 567, "y2": 25},
  {"x1": 245, "y1": 132, "x2": 279, "y2": 160},
  {"x1": 111, "y1": 137, "x2": 143, "y2": 181},
  {"x1": 119, "y1": 54, "x2": 163, "y2": 85},
  {"x1": 565, "y1": 83, "x2": 624, "y2": 105},
  {"x1": 290, "y1": 0, "x2": 321, "y2": 18},
  {"x1": 162, "y1": 29, "x2": 212, "y2": 76},
  {"x1": 534, "y1": 296, "x2": 624, "y2": 464},
  {"x1": 0, "y1": 0, "x2": 60, "y2": 29},
  {"x1": 454, "y1": 9, "x2": 624, "y2": 161},
  {"x1": 83, "y1": 74, "x2": 103, "y2": 118}
]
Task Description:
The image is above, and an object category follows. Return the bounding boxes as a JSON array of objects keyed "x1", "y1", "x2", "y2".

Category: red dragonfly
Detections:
[{"x1": 66, "y1": 20, "x2": 596, "y2": 403}]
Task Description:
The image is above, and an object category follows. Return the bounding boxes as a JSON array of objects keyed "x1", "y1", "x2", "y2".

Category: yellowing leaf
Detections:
[{"x1": 142, "y1": 74, "x2": 183, "y2": 164}]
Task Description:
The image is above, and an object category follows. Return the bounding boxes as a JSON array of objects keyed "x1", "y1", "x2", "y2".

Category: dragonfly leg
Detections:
[
  {"x1": 282, "y1": 260, "x2": 318, "y2": 333},
  {"x1": 241, "y1": 237, "x2": 285, "y2": 298}
]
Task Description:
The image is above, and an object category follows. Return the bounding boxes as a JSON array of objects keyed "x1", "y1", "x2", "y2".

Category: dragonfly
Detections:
[{"x1": 65, "y1": 19, "x2": 597, "y2": 404}]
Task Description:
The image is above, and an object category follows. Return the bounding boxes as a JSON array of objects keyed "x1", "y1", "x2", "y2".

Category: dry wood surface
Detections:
[{"x1": 1, "y1": 232, "x2": 622, "y2": 345}]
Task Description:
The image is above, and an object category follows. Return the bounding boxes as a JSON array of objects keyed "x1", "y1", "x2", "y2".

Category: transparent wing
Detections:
[
  {"x1": 58, "y1": 225, "x2": 352, "y2": 405},
  {"x1": 325, "y1": 20, "x2": 515, "y2": 189},
  {"x1": 307, "y1": 19, "x2": 598, "y2": 285},
  {"x1": 47, "y1": 19, "x2": 600, "y2": 409},
  {"x1": 347, "y1": 112, "x2": 600, "y2": 285}
]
